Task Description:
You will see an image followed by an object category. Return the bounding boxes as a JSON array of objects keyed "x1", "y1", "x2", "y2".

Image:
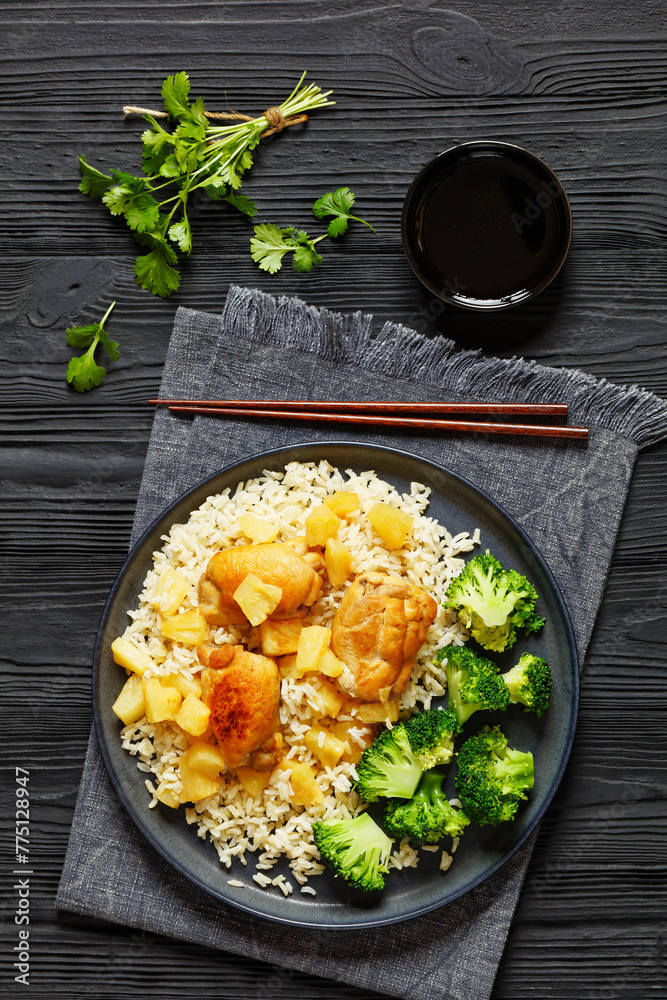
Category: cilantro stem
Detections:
[
  {"x1": 348, "y1": 215, "x2": 377, "y2": 234},
  {"x1": 99, "y1": 301, "x2": 117, "y2": 328}
]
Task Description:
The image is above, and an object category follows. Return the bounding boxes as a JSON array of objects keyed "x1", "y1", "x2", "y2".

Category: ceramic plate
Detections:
[{"x1": 93, "y1": 442, "x2": 578, "y2": 928}]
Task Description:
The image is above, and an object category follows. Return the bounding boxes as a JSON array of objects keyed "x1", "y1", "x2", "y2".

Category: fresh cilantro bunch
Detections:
[
  {"x1": 65, "y1": 302, "x2": 119, "y2": 392},
  {"x1": 79, "y1": 72, "x2": 334, "y2": 297},
  {"x1": 250, "y1": 187, "x2": 375, "y2": 273}
]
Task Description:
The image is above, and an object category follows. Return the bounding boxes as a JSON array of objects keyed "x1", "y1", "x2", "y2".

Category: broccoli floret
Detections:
[
  {"x1": 436, "y1": 645, "x2": 510, "y2": 728},
  {"x1": 355, "y1": 724, "x2": 422, "y2": 802},
  {"x1": 403, "y1": 707, "x2": 459, "y2": 769},
  {"x1": 384, "y1": 770, "x2": 470, "y2": 845},
  {"x1": 444, "y1": 550, "x2": 546, "y2": 652},
  {"x1": 501, "y1": 652, "x2": 552, "y2": 717},
  {"x1": 313, "y1": 812, "x2": 393, "y2": 891},
  {"x1": 455, "y1": 725, "x2": 534, "y2": 825}
]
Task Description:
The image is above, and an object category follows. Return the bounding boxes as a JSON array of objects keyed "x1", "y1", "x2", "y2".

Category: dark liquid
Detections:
[{"x1": 415, "y1": 151, "x2": 567, "y2": 306}]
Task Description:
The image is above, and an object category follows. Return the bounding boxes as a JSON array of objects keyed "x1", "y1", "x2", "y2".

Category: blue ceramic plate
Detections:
[{"x1": 93, "y1": 442, "x2": 578, "y2": 929}]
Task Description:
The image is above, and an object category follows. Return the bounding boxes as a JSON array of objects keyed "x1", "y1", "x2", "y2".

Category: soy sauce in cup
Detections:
[{"x1": 401, "y1": 141, "x2": 572, "y2": 311}]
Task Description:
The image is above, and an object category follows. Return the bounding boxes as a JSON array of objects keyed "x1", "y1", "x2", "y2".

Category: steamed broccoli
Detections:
[
  {"x1": 437, "y1": 645, "x2": 510, "y2": 728},
  {"x1": 455, "y1": 725, "x2": 534, "y2": 825},
  {"x1": 444, "y1": 550, "x2": 545, "y2": 652},
  {"x1": 355, "y1": 724, "x2": 422, "y2": 802},
  {"x1": 313, "y1": 812, "x2": 393, "y2": 891},
  {"x1": 384, "y1": 770, "x2": 470, "y2": 844},
  {"x1": 501, "y1": 652, "x2": 552, "y2": 717},
  {"x1": 403, "y1": 707, "x2": 460, "y2": 769}
]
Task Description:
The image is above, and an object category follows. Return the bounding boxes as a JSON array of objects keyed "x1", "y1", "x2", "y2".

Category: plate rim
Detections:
[{"x1": 93, "y1": 440, "x2": 579, "y2": 929}]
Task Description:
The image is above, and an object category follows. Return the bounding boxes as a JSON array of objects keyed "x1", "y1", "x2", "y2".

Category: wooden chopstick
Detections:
[
  {"x1": 161, "y1": 403, "x2": 588, "y2": 441},
  {"x1": 150, "y1": 398, "x2": 569, "y2": 418}
]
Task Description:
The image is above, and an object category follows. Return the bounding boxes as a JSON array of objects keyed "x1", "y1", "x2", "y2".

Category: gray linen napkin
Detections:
[{"x1": 56, "y1": 286, "x2": 667, "y2": 1000}]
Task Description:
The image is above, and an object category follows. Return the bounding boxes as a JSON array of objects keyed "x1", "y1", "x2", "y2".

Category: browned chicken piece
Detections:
[
  {"x1": 198, "y1": 543, "x2": 323, "y2": 626},
  {"x1": 197, "y1": 643, "x2": 283, "y2": 771},
  {"x1": 330, "y1": 572, "x2": 438, "y2": 702}
]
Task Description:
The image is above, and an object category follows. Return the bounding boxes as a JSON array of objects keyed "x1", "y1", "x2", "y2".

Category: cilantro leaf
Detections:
[
  {"x1": 65, "y1": 323, "x2": 100, "y2": 349},
  {"x1": 78, "y1": 155, "x2": 112, "y2": 199},
  {"x1": 102, "y1": 184, "x2": 136, "y2": 216},
  {"x1": 135, "y1": 228, "x2": 178, "y2": 262},
  {"x1": 250, "y1": 224, "x2": 297, "y2": 273},
  {"x1": 176, "y1": 121, "x2": 207, "y2": 142},
  {"x1": 159, "y1": 154, "x2": 182, "y2": 179},
  {"x1": 134, "y1": 247, "x2": 181, "y2": 296},
  {"x1": 162, "y1": 72, "x2": 191, "y2": 119},
  {"x1": 292, "y1": 243, "x2": 322, "y2": 272},
  {"x1": 225, "y1": 190, "x2": 257, "y2": 217},
  {"x1": 190, "y1": 95, "x2": 208, "y2": 127},
  {"x1": 97, "y1": 326, "x2": 120, "y2": 362},
  {"x1": 66, "y1": 350, "x2": 106, "y2": 393},
  {"x1": 141, "y1": 119, "x2": 175, "y2": 175},
  {"x1": 312, "y1": 186, "x2": 376, "y2": 237},
  {"x1": 65, "y1": 302, "x2": 118, "y2": 392},
  {"x1": 168, "y1": 219, "x2": 192, "y2": 253},
  {"x1": 124, "y1": 193, "x2": 162, "y2": 233}
]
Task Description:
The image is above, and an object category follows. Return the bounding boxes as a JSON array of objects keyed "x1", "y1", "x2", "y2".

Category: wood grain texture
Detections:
[{"x1": 1, "y1": 2, "x2": 666, "y2": 998}]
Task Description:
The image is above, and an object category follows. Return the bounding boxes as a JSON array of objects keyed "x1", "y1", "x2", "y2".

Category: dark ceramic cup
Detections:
[{"x1": 401, "y1": 140, "x2": 572, "y2": 311}]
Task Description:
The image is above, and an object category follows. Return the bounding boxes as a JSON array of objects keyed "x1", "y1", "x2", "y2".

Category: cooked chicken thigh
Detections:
[
  {"x1": 197, "y1": 643, "x2": 283, "y2": 771},
  {"x1": 331, "y1": 572, "x2": 438, "y2": 702},
  {"x1": 198, "y1": 543, "x2": 323, "y2": 626}
]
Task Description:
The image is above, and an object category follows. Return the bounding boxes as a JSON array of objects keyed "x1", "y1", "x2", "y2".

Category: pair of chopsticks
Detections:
[{"x1": 149, "y1": 399, "x2": 588, "y2": 441}]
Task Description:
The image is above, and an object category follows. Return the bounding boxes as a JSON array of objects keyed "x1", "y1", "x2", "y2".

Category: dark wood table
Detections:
[{"x1": 2, "y1": 2, "x2": 665, "y2": 997}]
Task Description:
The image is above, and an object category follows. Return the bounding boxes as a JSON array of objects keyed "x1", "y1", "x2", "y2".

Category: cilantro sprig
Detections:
[
  {"x1": 65, "y1": 302, "x2": 119, "y2": 392},
  {"x1": 250, "y1": 187, "x2": 374, "y2": 273},
  {"x1": 250, "y1": 225, "x2": 326, "y2": 274},
  {"x1": 78, "y1": 72, "x2": 334, "y2": 297},
  {"x1": 312, "y1": 186, "x2": 376, "y2": 237}
]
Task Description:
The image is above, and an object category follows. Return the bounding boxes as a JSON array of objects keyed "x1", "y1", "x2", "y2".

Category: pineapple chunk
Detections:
[
  {"x1": 160, "y1": 608, "x2": 209, "y2": 645},
  {"x1": 155, "y1": 781, "x2": 180, "y2": 809},
  {"x1": 277, "y1": 653, "x2": 300, "y2": 679},
  {"x1": 235, "y1": 765, "x2": 272, "y2": 797},
  {"x1": 367, "y1": 502, "x2": 414, "y2": 550},
  {"x1": 111, "y1": 637, "x2": 152, "y2": 677},
  {"x1": 329, "y1": 719, "x2": 377, "y2": 764},
  {"x1": 179, "y1": 751, "x2": 221, "y2": 803},
  {"x1": 347, "y1": 698, "x2": 399, "y2": 724},
  {"x1": 142, "y1": 677, "x2": 182, "y2": 724},
  {"x1": 186, "y1": 740, "x2": 226, "y2": 778},
  {"x1": 311, "y1": 678, "x2": 345, "y2": 719},
  {"x1": 259, "y1": 617, "x2": 302, "y2": 656},
  {"x1": 324, "y1": 538, "x2": 354, "y2": 588},
  {"x1": 304, "y1": 724, "x2": 347, "y2": 768},
  {"x1": 161, "y1": 672, "x2": 202, "y2": 699},
  {"x1": 184, "y1": 724, "x2": 215, "y2": 746},
  {"x1": 319, "y1": 647, "x2": 344, "y2": 678},
  {"x1": 305, "y1": 506, "x2": 341, "y2": 547},
  {"x1": 279, "y1": 759, "x2": 324, "y2": 806},
  {"x1": 323, "y1": 491, "x2": 360, "y2": 517},
  {"x1": 238, "y1": 512, "x2": 279, "y2": 544},
  {"x1": 233, "y1": 572, "x2": 282, "y2": 626},
  {"x1": 112, "y1": 674, "x2": 146, "y2": 726},
  {"x1": 174, "y1": 692, "x2": 211, "y2": 737},
  {"x1": 296, "y1": 625, "x2": 331, "y2": 675},
  {"x1": 149, "y1": 568, "x2": 190, "y2": 617}
]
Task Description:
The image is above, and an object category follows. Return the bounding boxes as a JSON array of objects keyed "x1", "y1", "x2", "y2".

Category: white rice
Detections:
[{"x1": 118, "y1": 460, "x2": 478, "y2": 889}]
